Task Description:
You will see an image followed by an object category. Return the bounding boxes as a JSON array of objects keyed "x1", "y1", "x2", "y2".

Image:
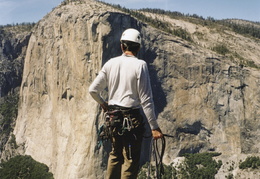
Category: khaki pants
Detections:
[
  {"x1": 106, "y1": 109, "x2": 144, "y2": 179},
  {"x1": 106, "y1": 134, "x2": 143, "y2": 179}
]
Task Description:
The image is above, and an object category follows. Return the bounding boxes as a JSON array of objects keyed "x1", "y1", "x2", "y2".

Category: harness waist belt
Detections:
[{"x1": 108, "y1": 105, "x2": 140, "y2": 113}]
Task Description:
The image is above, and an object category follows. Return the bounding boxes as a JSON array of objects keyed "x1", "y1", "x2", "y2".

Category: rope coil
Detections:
[
  {"x1": 147, "y1": 134, "x2": 174, "y2": 178},
  {"x1": 148, "y1": 136, "x2": 166, "y2": 179}
]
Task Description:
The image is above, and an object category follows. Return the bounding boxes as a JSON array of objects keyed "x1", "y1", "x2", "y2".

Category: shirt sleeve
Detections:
[
  {"x1": 89, "y1": 68, "x2": 107, "y2": 104},
  {"x1": 138, "y1": 62, "x2": 159, "y2": 130}
]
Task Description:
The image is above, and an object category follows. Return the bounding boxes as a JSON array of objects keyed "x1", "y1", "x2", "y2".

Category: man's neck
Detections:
[{"x1": 124, "y1": 51, "x2": 136, "y2": 57}]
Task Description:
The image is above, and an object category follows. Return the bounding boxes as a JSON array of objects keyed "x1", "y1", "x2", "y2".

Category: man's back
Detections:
[{"x1": 102, "y1": 54, "x2": 147, "y2": 108}]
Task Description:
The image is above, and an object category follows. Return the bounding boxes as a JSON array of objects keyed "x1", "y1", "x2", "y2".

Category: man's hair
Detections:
[{"x1": 121, "y1": 40, "x2": 140, "y2": 53}]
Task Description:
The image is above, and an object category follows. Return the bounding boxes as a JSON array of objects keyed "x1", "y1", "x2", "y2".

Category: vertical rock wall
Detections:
[
  {"x1": 0, "y1": 26, "x2": 30, "y2": 159},
  {"x1": 13, "y1": 1, "x2": 147, "y2": 178},
  {"x1": 14, "y1": 2, "x2": 112, "y2": 178}
]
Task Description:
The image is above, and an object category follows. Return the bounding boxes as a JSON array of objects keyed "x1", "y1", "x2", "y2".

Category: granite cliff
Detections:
[
  {"x1": 1, "y1": 0, "x2": 260, "y2": 178},
  {"x1": 0, "y1": 24, "x2": 31, "y2": 158}
]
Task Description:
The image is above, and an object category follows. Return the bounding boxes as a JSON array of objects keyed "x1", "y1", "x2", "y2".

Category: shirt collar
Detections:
[{"x1": 122, "y1": 53, "x2": 135, "y2": 57}]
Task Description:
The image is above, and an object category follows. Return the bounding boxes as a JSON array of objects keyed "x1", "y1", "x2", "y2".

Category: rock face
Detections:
[
  {"x1": 0, "y1": 26, "x2": 30, "y2": 97},
  {"x1": 0, "y1": 25, "x2": 31, "y2": 158},
  {"x1": 10, "y1": 0, "x2": 260, "y2": 178}
]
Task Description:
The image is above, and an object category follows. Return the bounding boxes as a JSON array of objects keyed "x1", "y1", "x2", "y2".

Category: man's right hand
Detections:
[
  {"x1": 100, "y1": 102, "x2": 108, "y2": 112},
  {"x1": 152, "y1": 128, "x2": 163, "y2": 139}
]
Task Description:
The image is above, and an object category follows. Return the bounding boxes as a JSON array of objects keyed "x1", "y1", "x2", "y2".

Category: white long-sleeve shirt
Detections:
[{"x1": 89, "y1": 53, "x2": 159, "y2": 130}]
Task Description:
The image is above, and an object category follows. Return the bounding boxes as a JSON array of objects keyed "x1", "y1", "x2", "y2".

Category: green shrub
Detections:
[
  {"x1": 138, "y1": 153, "x2": 222, "y2": 179},
  {"x1": 212, "y1": 44, "x2": 230, "y2": 55},
  {"x1": 137, "y1": 162, "x2": 177, "y2": 179},
  {"x1": 162, "y1": 163, "x2": 178, "y2": 179},
  {"x1": 239, "y1": 156, "x2": 260, "y2": 169},
  {"x1": 226, "y1": 173, "x2": 234, "y2": 179},
  {"x1": 10, "y1": 134, "x2": 19, "y2": 149},
  {"x1": 0, "y1": 155, "x2": 54, "y2": 179},
  {"x1": 181, "y1": 152, "x2": 222, "y2": 179}
]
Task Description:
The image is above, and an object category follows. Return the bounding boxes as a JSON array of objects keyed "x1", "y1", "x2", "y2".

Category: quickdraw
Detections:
[{"x1": 118, "y1": 115, "x2": 133, "y2": 135}]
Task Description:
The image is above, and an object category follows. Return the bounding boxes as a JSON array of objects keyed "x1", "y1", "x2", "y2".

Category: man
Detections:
[{"x1": 89, "y1": 28, "x2": 163, "y2": 179}]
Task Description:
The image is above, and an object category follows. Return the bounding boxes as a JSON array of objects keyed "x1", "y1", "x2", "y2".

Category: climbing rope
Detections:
[{"x1": 147, "y1": 134, "x2": 174, "y2": 179}]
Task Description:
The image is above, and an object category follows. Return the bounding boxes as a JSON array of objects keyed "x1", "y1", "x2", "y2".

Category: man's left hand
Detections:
[{"x1": 152, "y1": 128, "x2": 163, "y2": 139}]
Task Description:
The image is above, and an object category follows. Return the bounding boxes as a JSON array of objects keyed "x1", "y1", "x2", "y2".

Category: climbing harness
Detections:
[{"x1": 97, "y1": 106, "x2": 143, "y2": 160}]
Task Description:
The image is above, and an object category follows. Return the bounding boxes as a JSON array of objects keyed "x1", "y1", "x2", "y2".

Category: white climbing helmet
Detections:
[{"x1": 120, "y1": 28, "x2": 141, "y2": 44}]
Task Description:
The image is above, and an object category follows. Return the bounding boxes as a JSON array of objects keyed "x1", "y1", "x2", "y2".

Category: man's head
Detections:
[{"x1": 120, "y1": 28, "x2": 141, "y2": 54}]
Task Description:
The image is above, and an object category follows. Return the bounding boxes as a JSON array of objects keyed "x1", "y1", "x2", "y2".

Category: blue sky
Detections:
[{"x1": 0, "y1": 0, "x2": 259, "y2": 25}]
